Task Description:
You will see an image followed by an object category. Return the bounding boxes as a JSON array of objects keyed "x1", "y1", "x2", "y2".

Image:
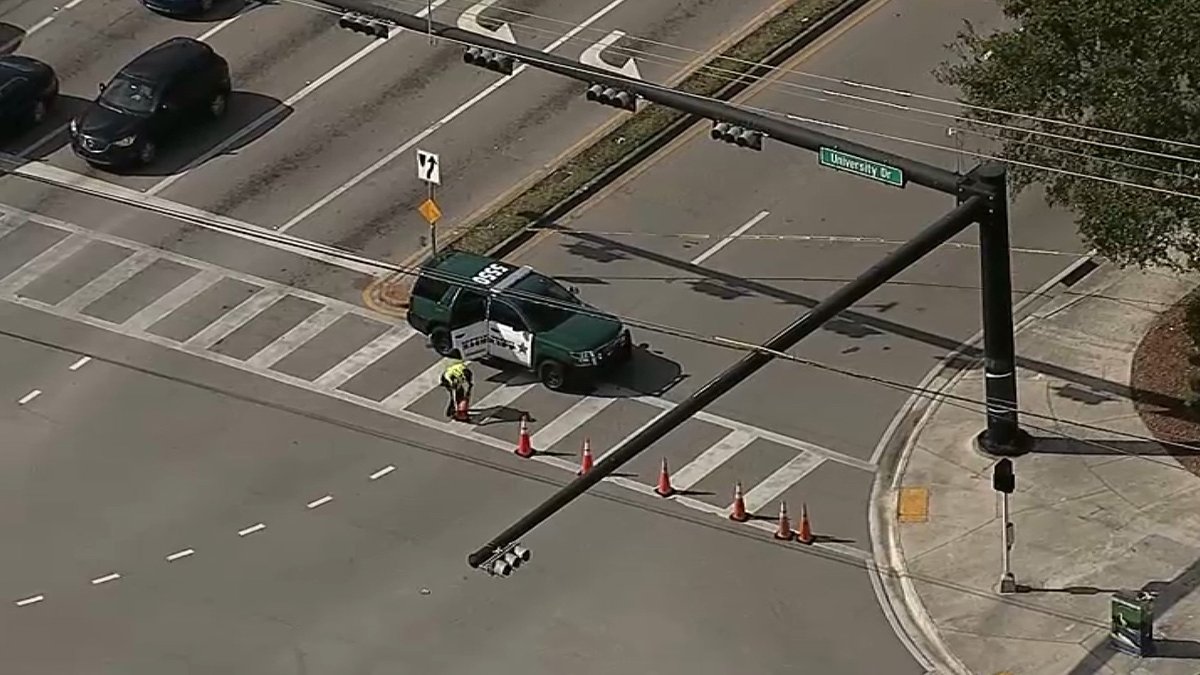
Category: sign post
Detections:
[
  {"x1": 417, "y1": 149, "x2": 442, "y2": 255},
  {"x1": 992, "y1": 458, "x2": 1017, "y2": 593}
]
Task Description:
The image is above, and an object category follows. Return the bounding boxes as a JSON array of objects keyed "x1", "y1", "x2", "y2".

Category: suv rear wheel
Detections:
[
  {"x1": 538, "y1": 359, "x2": 567, "y2": 391},
  {"x1": 430, "y1": 327, "x2": 455, "y2": 357}
]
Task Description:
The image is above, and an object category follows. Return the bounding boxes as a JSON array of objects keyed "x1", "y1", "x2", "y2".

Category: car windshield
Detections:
[
  {"x1": 99, "y1": 76, "x2": 158, "y2": 114},
  {"x1": 509, "y1": 273, "x2": 581, "y2": 332}
]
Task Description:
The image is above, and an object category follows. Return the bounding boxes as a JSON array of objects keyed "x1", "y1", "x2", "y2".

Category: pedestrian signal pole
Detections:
[{"x1": 993, "y1": 458, "x2": 1017, "y2": 593}]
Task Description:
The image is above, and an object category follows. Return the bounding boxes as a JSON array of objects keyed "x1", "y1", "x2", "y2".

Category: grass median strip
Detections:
[{"x1": 450, "y1": 0, "x2": 844, "y2": 255}]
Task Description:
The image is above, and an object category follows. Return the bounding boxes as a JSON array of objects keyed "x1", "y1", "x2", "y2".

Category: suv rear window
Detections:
[{"x1": 412, "y1": 274, "x2": 452, "y2": 302}]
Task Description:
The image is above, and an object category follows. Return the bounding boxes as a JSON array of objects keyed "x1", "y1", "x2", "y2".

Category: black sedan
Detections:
[
  {"x1": 0, "y1": 55, "x2": 58, "y2": 136},
  {"x1": 140, "y1": 0, "x2": 216, "y2": 17}
]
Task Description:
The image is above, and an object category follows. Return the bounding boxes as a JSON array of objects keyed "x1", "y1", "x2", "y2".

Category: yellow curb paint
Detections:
[{"x1": 897, "y1": 486, "x2": 929, "y2": 523}]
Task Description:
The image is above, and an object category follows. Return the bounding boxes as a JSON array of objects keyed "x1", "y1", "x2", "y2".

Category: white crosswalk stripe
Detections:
[{"x1": 0, "y1": 204, "x2": 875, "y2": 555}]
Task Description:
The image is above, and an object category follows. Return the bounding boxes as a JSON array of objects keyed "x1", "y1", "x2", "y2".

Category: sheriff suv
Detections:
[{"x1": 406, "y1": 251, "x2": 633, "y2": 390}]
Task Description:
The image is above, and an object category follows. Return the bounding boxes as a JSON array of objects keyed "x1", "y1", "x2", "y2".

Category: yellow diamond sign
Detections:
[{"x1": 418, "y1": 198, "x2": 442, "y2": 224}]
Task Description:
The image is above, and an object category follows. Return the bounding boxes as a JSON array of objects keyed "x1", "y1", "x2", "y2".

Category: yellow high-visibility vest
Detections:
[{"x1": 444, "y1": 361, "x2": 468, "y2": 385}]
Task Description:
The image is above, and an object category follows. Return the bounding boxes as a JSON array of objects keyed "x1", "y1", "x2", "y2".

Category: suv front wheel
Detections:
[{"x1": 538, "y1": 359, "x2": 567, "y2": 391}]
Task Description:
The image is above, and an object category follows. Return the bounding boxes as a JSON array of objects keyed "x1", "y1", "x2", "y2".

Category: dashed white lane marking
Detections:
[
  {"x1": 277, "y1": 0, "x2": 637, "y2": 233},
  {"x1": 17, "y1": 390, "x2": 42, "y2": 405},
  {"x1": 68, "y1": 356, "x2": 91, "y2": 371},
  {"x1": 90, "y1": 573, "x2": 121, "y2": 585},
  {"x1": 14, "y1": 594, "x2": 44, "y2": 606},
  {"x1": 690, "y1": 210, "x2": 770, "y2": 266},
  {"x1": 147, "y1": 0, "x2": 456, "y2": 197},
  {"x1": 238, "y1": 523, "x2": 266, "y2": 537},
  {"x1": 369, "y1": 465, "x2": 396, "y2": 480},
  {"x1": 306, "y1": 495, "x2": 333, "y2": 509},
  {"x1": 165, "y1": 548, "x2": 195, "y2": 562}
]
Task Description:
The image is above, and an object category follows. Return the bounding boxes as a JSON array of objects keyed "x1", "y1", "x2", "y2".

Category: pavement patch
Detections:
[{"x1": 897, "y1": 486, "x2": 929, "y2": 523}]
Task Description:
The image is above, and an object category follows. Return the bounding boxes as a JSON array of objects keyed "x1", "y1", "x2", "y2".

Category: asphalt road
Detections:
[
  {"x1": 498, "y1": 0, "x2": 1091, "y2": 664},
  {"x1": 0, "y1": 0, "x2": 931, "y2": 672},
  {"x1": 0, "y1": 0, "x2": 790, "y2": 271},
  {"x1": 0, "y1": 294, "x2": 904, "y2": 674}
]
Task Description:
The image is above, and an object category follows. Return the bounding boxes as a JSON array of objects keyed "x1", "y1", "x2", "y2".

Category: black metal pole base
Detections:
[{"x1": 974, "y1": 427, "x2": 1033, "y2": 458}]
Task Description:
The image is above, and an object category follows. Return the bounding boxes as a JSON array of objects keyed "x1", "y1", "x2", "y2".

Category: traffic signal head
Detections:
[
  {"x1": 337, "y1": 12, "x2": 390, "y2": 39},
  {"x1": 585, "y1": 83, "x2": 637, "y2": 111},
  {"x1": 992, "y1": 458, "x2": 1015, "y2": 494},
  {"x1": 484, "y1": 543, "x2": 532, "y2": 577},
  {"x1": 464, "y1": 47, "x2": 516, "y2": 75},
  {"x1": 710, "y1": 121, "x2": 764, "y2": 150}
]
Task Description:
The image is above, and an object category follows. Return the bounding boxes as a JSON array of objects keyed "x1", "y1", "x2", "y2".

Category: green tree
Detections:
[{"x1": 937, "y1": 0, "x2": 1200, "y2": 269}]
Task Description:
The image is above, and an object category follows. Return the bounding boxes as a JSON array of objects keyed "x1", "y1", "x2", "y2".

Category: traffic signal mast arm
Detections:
[
  {"x1": 320, "y1": 0, "x2": 984, "y2": 198},
  {"x1": 465, "y1": 195, "x2": 987, "y2": 568}
]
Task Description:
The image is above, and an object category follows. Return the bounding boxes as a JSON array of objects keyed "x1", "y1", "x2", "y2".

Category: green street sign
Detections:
[{"x1": 818, "y1": 147, "x2": 906, "y2": 188}]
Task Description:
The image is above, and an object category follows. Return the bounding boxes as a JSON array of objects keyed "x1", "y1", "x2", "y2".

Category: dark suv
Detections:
[
  {"x1": 0, "y1": 55, "x2": 58, "y2": 136},
  {"x1": 69, "y1": 37, "x2": 230, "y2": 167},
  {"x1": 406, "y1": 251, "x2": 632, "y2": 390}
]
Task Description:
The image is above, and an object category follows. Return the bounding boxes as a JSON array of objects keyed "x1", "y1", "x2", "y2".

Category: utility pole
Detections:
[{"x1": 967, "y1": 164, "x2": 1031, "y2": 457}]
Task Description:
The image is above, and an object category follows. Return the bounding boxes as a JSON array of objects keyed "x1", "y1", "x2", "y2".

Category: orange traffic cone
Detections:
[
  {"x1": 515, "y1": 415, "x2": 534, "y2": 458},
  {"x1": 773, "y1": 501, "x2": 794, "y2": 541},
  {"x1": 577, "y1": 439, "x2": 594, "y2": 476},
  {"x1": 796, "y1": 503, "x2": 814, "y2": 544},
  {"x1": 654, "y1": 458, "x2": 674, "y2": 497},
  {"x1": 454, "y1": 394, "x2": 470, "y2": 422},
  {"x1": 729, "y1": 482, "x2": 748, "y2": 522}
]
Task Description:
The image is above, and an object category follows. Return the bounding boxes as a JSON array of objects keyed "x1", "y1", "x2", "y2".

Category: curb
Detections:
[
  {"x1": 482, "y1": 0, "x2": 873, "y2": 259},
  {"x1": 866, "y1": 251, "x2": 1103, "y2": 675}
]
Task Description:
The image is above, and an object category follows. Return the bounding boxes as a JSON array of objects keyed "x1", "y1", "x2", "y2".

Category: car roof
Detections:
[
  {"x1": 0, "y1": 55, "x2": 49, "y2": 77},
  {"x1": 119, "y1": 37, "x2": 215, "y2": 81}
]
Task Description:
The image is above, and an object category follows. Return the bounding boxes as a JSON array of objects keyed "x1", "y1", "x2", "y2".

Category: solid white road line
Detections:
[
  {"x1": 1, "y1": 158, "x2": 386, "y2": 276},
  {"x1": 0, "y1": 233, "x2": 89, "y2": 294},
  {"x1": 369, "y1": 464, "x2": 396, "y2": 480},
  {"x1": 57, "y1": 250, "x2": 156, "y2": 313},
  {"x1": 68, "y1": 356, "x2": 91, "y2": 371},
  {"x1": 122, "y1": 269, "x2": 221, "y2": 332},
  {"x1": 165, "y1": 548, "x2": 195, "y2": 562},
  {"x1": 90, "y1": 573, "x2": 121, "y2": 585},
  {"x1": 306, "y1": 495, "x2": 333, "y2": 509},
  {"x1": 380, "y1": 361, "x2": 449, "y2": 411},
  {"x1": 670, "y1": 429, "x2": 757, "y2": 490},
  {"x1": 244, "y1": 305, "x2": 345, "y2": 369},
  {"x1": 277, "y1": 0, "x2": 636, "y2": 233},
  {"x1": 146, "y1": 0, "x2": 456, "y2": 197},
  {"x1": 238, "y1": 523, "x2": 266, "y2": 537},
  {"x1": 530, "y1": 396, "x2": 616, "y2": 450},
  {"x1": 312, "y1": 325, "x2": 417, "y2": 389},
  {"x1": 14, "y1": 594, "x2": 45, "y2": 606},
  {"x1": 472, "y1": 381, "x2": 536, "y2": 412},
  {"x1": 690, "y1": 211, "x2": 770, "y2": 266},
  {"x1": 17, "y1": 390, "x2": 42, "y2": 405},
  {"x1": 184, "y1": 286, "x2": 287, "y2": 350},
  {"x1": 742, "y1": 453, "x2": 825, "y2": 513}
]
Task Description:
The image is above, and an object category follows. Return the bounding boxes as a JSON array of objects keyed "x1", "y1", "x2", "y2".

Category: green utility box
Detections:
[{"x1": 1109, "y1": 591, "x2": 1154, "y2": 656}]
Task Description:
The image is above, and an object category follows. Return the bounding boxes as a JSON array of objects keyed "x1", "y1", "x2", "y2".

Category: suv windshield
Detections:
[
  {"x1": 509, "y1": 273, "x2": 580, "y2": 332},
  {"x1": 100, "y1": 76, "x2": 158, "y2": 114}
]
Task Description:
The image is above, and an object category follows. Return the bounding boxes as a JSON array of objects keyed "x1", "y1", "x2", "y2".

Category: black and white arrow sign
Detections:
[{"x1": 417, "y1": 149, "x2": 441, "y2": 185}]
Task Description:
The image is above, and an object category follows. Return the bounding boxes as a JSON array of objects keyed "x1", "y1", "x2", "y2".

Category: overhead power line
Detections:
[
  {"x1": 1, "y1": 153, "x2": 1189, "y2": 474},
  {"x1": 318, "y1": 0, "x2": 1200, "y2": 167},
  {"x1": 299, "y1": 0, "x2": 1200, "y2": 203}
]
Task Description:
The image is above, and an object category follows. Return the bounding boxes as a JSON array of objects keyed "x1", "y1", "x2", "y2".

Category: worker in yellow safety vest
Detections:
[{"x1": 440, "y1": 359, "x2": 474, "y2": 420}]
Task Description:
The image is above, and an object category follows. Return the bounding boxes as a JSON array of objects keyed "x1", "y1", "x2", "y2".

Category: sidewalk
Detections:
[{"x1": 881, "y1": 265, "x2": 1200, "y2": 675}]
